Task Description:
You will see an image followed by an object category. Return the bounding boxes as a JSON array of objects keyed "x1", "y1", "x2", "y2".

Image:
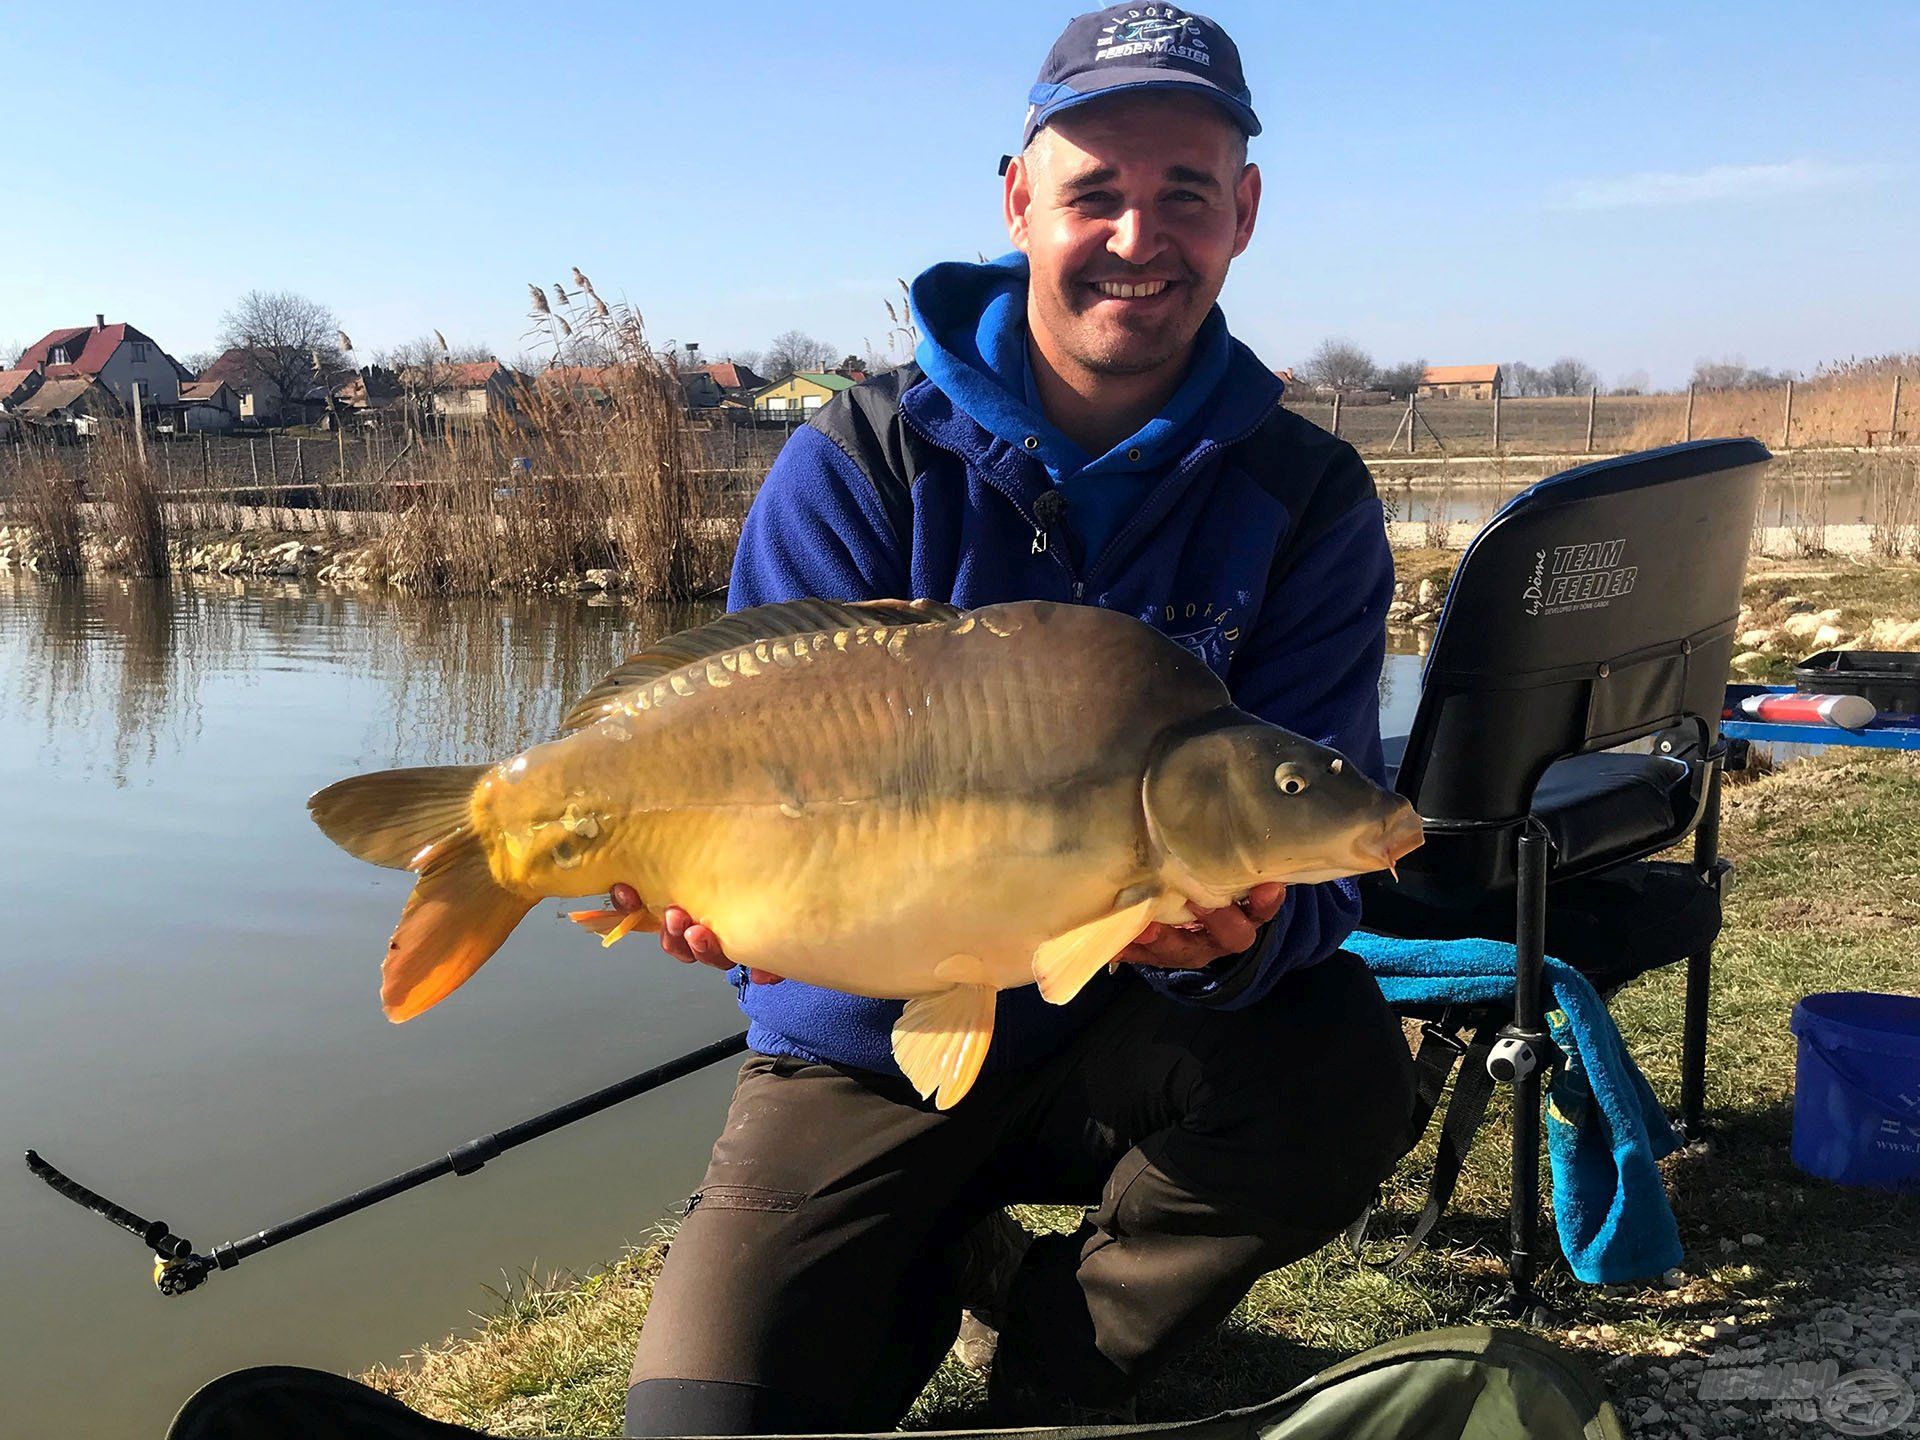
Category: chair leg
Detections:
[
  {"x1": 1677, "y1": 756, "x2": 1727, "y2": 1144},
  {"x1": 1679, "y1": 944, "x2": 1712, "y2": 1141},
  {"x1": 1498, "y1": 821, "x2": 1553, "y2": 1317}
]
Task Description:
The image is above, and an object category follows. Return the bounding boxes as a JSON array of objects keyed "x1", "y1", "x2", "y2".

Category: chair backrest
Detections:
[{"x1": 1390, "y1": 438, "x2": 1769, "y2": 891}]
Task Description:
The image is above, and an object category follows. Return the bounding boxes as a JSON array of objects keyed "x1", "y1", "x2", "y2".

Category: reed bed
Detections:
[
  {"x1": 1626, "y1": 357, "x2": 1918, "y2": 451},
  {"x1": 6, "y1": 442, "x2": 85, "y2": 574}
]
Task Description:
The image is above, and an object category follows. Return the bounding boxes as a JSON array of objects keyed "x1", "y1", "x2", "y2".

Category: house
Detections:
[
  {"x1": 14, "y1": 316, "x2": 187, "y2": 409},
  {"x1": 197, "y1": 346, "x2": 348, "y2": 425},
  {"x1": 696, "y1": 361, "x2": 768, "y2": 403},
  {"x1": 1418, "y1": 364, "x2": 1503, "y2": 401},
  {"x1": 0, "y1": 367, "x2": 45, "y2": 409},
  {"x1": 399, "y1": 359, "x2": 524, "y2": 425},
  {"x1": 168, "y1": 380, "x2": 242, "y2": 433},
  {"x1": 677, "y1": 370, "x2": 725, "y2": 409},
  {"x1": 12, "y1": 375, "x2": 125, "y2": 434},
  {"x1": 752, "y1": 371, "x2": 857, "y2": 417},
  {"x1": 333, "y1": 367, "x2": 404, "y2": 420}
]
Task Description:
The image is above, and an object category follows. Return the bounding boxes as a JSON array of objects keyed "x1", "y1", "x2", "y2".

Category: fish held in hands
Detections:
[{"x1": 309, "y1": 598, "x2": 1422, "y2": 1108}]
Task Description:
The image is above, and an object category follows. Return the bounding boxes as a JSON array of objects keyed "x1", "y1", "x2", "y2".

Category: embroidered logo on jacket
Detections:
[{"x1": 1160, "y1": 599, "x2": 1241, "y2": 671}]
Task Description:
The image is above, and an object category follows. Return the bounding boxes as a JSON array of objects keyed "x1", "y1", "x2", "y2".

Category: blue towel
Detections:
[{"x1": 1347, "y1": 931, "x2": 1684, "y2": 1284}]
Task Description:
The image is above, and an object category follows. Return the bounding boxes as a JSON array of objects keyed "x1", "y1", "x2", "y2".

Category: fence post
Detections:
[
  {"x1": 250, "y1": 439, "x2": 259, "y2": 485},
  {"x1": 1684, "y1": 384, "x2": 1695, "y2": 443},
  {"x1": 1492, "y1": 388, "x2": 1501, "y2": 450},
  {"x1": 1405, "y1": 393, "x2": 1416, "y2": 455},
  {"x1": 201, "y1": 434, "x2": 211, "y2": 483},
  {"x1": 1781, "y1": 380, "x2": 1795, "y2": 450},
  {"x1": 1330, "y1": 390, "x2": 1341, "y2": 438},
  {"x1": 1585, "y1": 386, "x2": 1597, "y2": 453},
  {"x1": 337, "y1": 424, "x2": 347, "y2": 485},
  {"x1": 1890, "y1": 375, "x2": 1904, "y2": 446},
  {"x1": 132, "y1": 387, "x2": 147, "y2": 465},
  {"x1": 269, "y1": 435, "x2": 279, "y2": 483}
]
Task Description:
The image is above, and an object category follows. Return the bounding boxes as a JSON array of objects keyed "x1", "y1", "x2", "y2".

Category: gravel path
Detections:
[{"x1": 1605, "y1": 1263, "x2": 1918, "y2": 1437}]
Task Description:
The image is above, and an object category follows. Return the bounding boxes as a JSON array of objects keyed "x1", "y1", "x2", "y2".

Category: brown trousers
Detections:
[{"x1": 626, "y1": 952, "x2": 1416, "y2": 1435}]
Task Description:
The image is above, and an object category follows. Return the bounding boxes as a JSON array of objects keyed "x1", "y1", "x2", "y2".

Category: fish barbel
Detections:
[{"x1": 310, "y1": 598, "x2": 1423, "y2": 1107}]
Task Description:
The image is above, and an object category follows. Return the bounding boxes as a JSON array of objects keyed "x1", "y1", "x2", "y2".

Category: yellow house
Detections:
[{"x1": 752, "y1": 371, "x2": 857, "y2": 416}]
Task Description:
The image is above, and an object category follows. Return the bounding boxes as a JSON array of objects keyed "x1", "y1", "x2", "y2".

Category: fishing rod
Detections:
[{"x1": 25, "y1": 1029, "x2": 748, "y2": 1297}]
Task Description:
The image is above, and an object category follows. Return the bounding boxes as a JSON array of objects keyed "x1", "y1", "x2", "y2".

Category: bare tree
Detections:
[
  {"x1": 1376, "y1": 358, "x2": 1428, "y2": 399},
  {"x1": 764, "y1": 329, "x2": 836, "y2": 379},
  {"x1": 1540, "y1": 357, "x2": 1600, "y2": 396},
  {"x1": 1691, "y1": 356, "x2": 1793, "y2": 391},
  {"x1": 1, "y1": 338, "x2": 24, "y2": 369},
  {"x1": 1300, "y1": 338, "x2": 1377, "y2": 392},
  {"x1": 216, "y1": 289, "x2": 347, "y2": 410},
  {"x1": 1504, "y1": 361, "x2": 1547, "y2": 397},
  {"x1": 1611, "y1": 369, "x2": 1651, "y2": 396}
]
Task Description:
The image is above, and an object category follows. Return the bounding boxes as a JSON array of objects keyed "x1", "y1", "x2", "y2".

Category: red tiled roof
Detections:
[
  {"x1": 441, "y1": 360, "x2": 508, "y2": 387},
  {"x1": 178, "y1": 381, "x2": 231, "y2": 402},
  {"x1": 0, "y1": 367, "x2": 43, "y2": 403},
  {"x1": 698, "y1": 361, "x2": 768, "y2": 391},
  {"x1": 17, "y1": 321, "x2": 166, "y2": 377}
]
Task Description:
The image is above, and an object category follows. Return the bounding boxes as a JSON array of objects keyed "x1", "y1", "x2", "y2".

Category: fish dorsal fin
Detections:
[{"x1": 560, "y1": 598, "x2": 962, "y2": 731}]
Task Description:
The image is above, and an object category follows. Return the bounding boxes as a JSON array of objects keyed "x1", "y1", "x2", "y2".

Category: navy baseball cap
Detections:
[{"x1": 1022, "y1": 5, "x2": 1260, "y2": 151}]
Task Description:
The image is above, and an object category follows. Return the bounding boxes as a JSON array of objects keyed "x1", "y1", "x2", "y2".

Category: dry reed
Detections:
[
  {"x1": 1626, "y1": 359, "x2": 1918, "y2": 451},
  {"x1": 8, "y1": 442, "x2": 85, "y2": 574}
]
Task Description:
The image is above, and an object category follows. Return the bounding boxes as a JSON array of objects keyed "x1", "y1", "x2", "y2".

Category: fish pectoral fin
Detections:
[
  {"x1": 891, "y1": 985, "x2": 996, "y2": 1110},
  {"x1": 565, "y1": 905, "x2": 663, "y2": 945},
  {"x1": 383, "y1": 842, "x2": 534, "y2": 1022},
  {"x1": 1031, "y1": 897, "x2": 1158, "y2": 1005}
]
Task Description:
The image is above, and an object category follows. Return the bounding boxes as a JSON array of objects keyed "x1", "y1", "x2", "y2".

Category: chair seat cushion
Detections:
[
  {"x1": 1362, "y1": 859, "x2": 1722, "y2": 996},
  {"x1": 1382, "y1": 742, "x2": 1697, "y2": 875}
]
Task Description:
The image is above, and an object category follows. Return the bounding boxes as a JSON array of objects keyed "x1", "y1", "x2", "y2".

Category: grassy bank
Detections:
[{"x1": 363, "y1": 749, "x2": 1920, "y2": 1436}]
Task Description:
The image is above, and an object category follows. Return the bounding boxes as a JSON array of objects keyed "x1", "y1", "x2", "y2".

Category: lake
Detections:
[{"x1": 0, "y1": 574, "x2": 1423, "y2": 1438}]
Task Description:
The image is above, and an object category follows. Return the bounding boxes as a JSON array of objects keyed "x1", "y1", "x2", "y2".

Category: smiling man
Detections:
[{"x1": 622, "y1": 8, "x2": 1415, "y2": 1436}]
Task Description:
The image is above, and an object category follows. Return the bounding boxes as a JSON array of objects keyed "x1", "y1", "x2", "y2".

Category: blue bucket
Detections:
[{"x1": 1790, "y1": 992, "x2": 1920, "y2": 1191}]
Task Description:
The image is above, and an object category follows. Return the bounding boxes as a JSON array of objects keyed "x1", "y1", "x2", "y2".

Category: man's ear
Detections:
[
  {"x1": 1230, "y1": 161, "x2": 1261, "y2": 259},
  {"x1": 1005, "y1": 152, "x2": 1035, "y2": 254}
]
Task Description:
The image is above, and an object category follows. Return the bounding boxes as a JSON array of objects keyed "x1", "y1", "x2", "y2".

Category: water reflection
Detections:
[{"x1": 0, "y1": 572, "x2": 724, "y2": 783}]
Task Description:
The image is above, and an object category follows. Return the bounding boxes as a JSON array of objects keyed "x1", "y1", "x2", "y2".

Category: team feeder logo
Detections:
[{"x1": 1096, "y1": 7, "x2": 1211, "y2": 65}]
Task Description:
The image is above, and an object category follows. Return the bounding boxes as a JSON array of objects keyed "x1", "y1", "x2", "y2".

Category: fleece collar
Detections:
[{"x1": 909, "y1": 252, "x2": 1276, "y2": 476}]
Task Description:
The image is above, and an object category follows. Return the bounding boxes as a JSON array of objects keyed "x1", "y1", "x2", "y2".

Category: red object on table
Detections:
[{"x1": 1737, "y1": 692, "x2": 1878, "y2": 730}]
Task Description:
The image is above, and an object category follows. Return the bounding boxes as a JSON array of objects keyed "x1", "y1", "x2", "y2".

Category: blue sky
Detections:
[{"x1": 3, "y1": 1, "x2": 1913, "y2": 388}]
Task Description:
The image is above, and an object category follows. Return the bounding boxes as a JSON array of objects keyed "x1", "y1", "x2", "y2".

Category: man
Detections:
[{"x1": 623, "y1": 7, "x2": 1414, "y2": 1434}]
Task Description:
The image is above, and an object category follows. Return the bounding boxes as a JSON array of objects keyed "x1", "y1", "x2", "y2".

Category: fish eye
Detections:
[{"x1": 1274, "y1": 763, "x2": 1309, "y2": 796}]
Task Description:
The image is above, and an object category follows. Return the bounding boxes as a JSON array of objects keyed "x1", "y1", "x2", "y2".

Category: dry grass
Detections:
[
  {"x1": 1627, "y1": 363, "x2": 1918, "y2": 452},
  {"x1": 6, "y1": 442, "x2": 84, "y2": 574}
]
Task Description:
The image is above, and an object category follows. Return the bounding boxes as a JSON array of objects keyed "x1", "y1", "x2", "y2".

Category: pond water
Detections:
[{"x1": 0, "y1": 575, "x2": 1424, "y2": 1439}]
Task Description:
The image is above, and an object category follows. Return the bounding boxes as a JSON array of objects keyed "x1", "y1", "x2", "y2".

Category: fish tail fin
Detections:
[
  {"x1": 383, "y1": 839, "x2": 533, "y2": 1021},
  {"x1": 308, "y1": 764, "x2": 491, "y2": 870},
  {"x1": 308, "y1": 764, "x2": 530, "y2": 1020}
]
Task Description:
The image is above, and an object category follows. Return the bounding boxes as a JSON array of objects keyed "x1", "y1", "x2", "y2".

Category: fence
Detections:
[{"x1": 1285, "y1": 373, "x2": 1918, "y2": 459}]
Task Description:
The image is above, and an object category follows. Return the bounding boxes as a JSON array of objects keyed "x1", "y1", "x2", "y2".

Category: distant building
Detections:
[
  {"x1": 678, "y1": 370, "x2": 724, "y2": 409},
  {"x1": 12, "y1": 375, "x2": 125, "y2": 434},
  {"x1": 1418, "y1": 364, "x2": 1502, "y2": 401},
  {"x1": 13, "y1": 316, "x2": 187, "y2": 409},
  {"x1": 197, "y1": 346, "x2": 349, "y2": 425},
  {"x1": 399, "y1": 359, "x2": 523, "y2": 425},
  {"x1": 752, "y1": 371, "x2": 857, "y2": 417},
  {"x1": 696, "y1": 361, "x2": 769, "y2": 403},
  {"x1": 0, "y1": 367, "x2": 45, "y2": 409},
  {"x1": 168, "y1": 380, "x2": 242, "y2": 432}
]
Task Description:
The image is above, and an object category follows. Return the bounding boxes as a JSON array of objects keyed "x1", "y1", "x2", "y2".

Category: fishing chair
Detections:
[{"x1": 1352, "y1": 438, "x2": 1771, "y2": 1312}]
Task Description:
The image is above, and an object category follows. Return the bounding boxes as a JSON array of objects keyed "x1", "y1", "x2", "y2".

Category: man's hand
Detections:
[
  {"x1": 658, "y1": 905, "x2": 783, "y2": 985},
  {"x1": 1115, "y1": 883, "x2": 1286, "y2": 971}
]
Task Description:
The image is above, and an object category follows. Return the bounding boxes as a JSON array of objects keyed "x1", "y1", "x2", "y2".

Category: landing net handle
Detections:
[{"x1": 25, "y1": 1029, "x2": 750, "y2": 1297}]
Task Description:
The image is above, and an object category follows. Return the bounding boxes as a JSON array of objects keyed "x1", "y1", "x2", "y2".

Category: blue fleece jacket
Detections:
[{"x1": 725, "y1": 253, "x2": 1395, "y2": 1078}]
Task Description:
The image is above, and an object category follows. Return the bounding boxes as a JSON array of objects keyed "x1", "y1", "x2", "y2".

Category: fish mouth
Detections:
[{"x1": 1360, "y1": 806, "x2": 1426, "y2": 879}]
